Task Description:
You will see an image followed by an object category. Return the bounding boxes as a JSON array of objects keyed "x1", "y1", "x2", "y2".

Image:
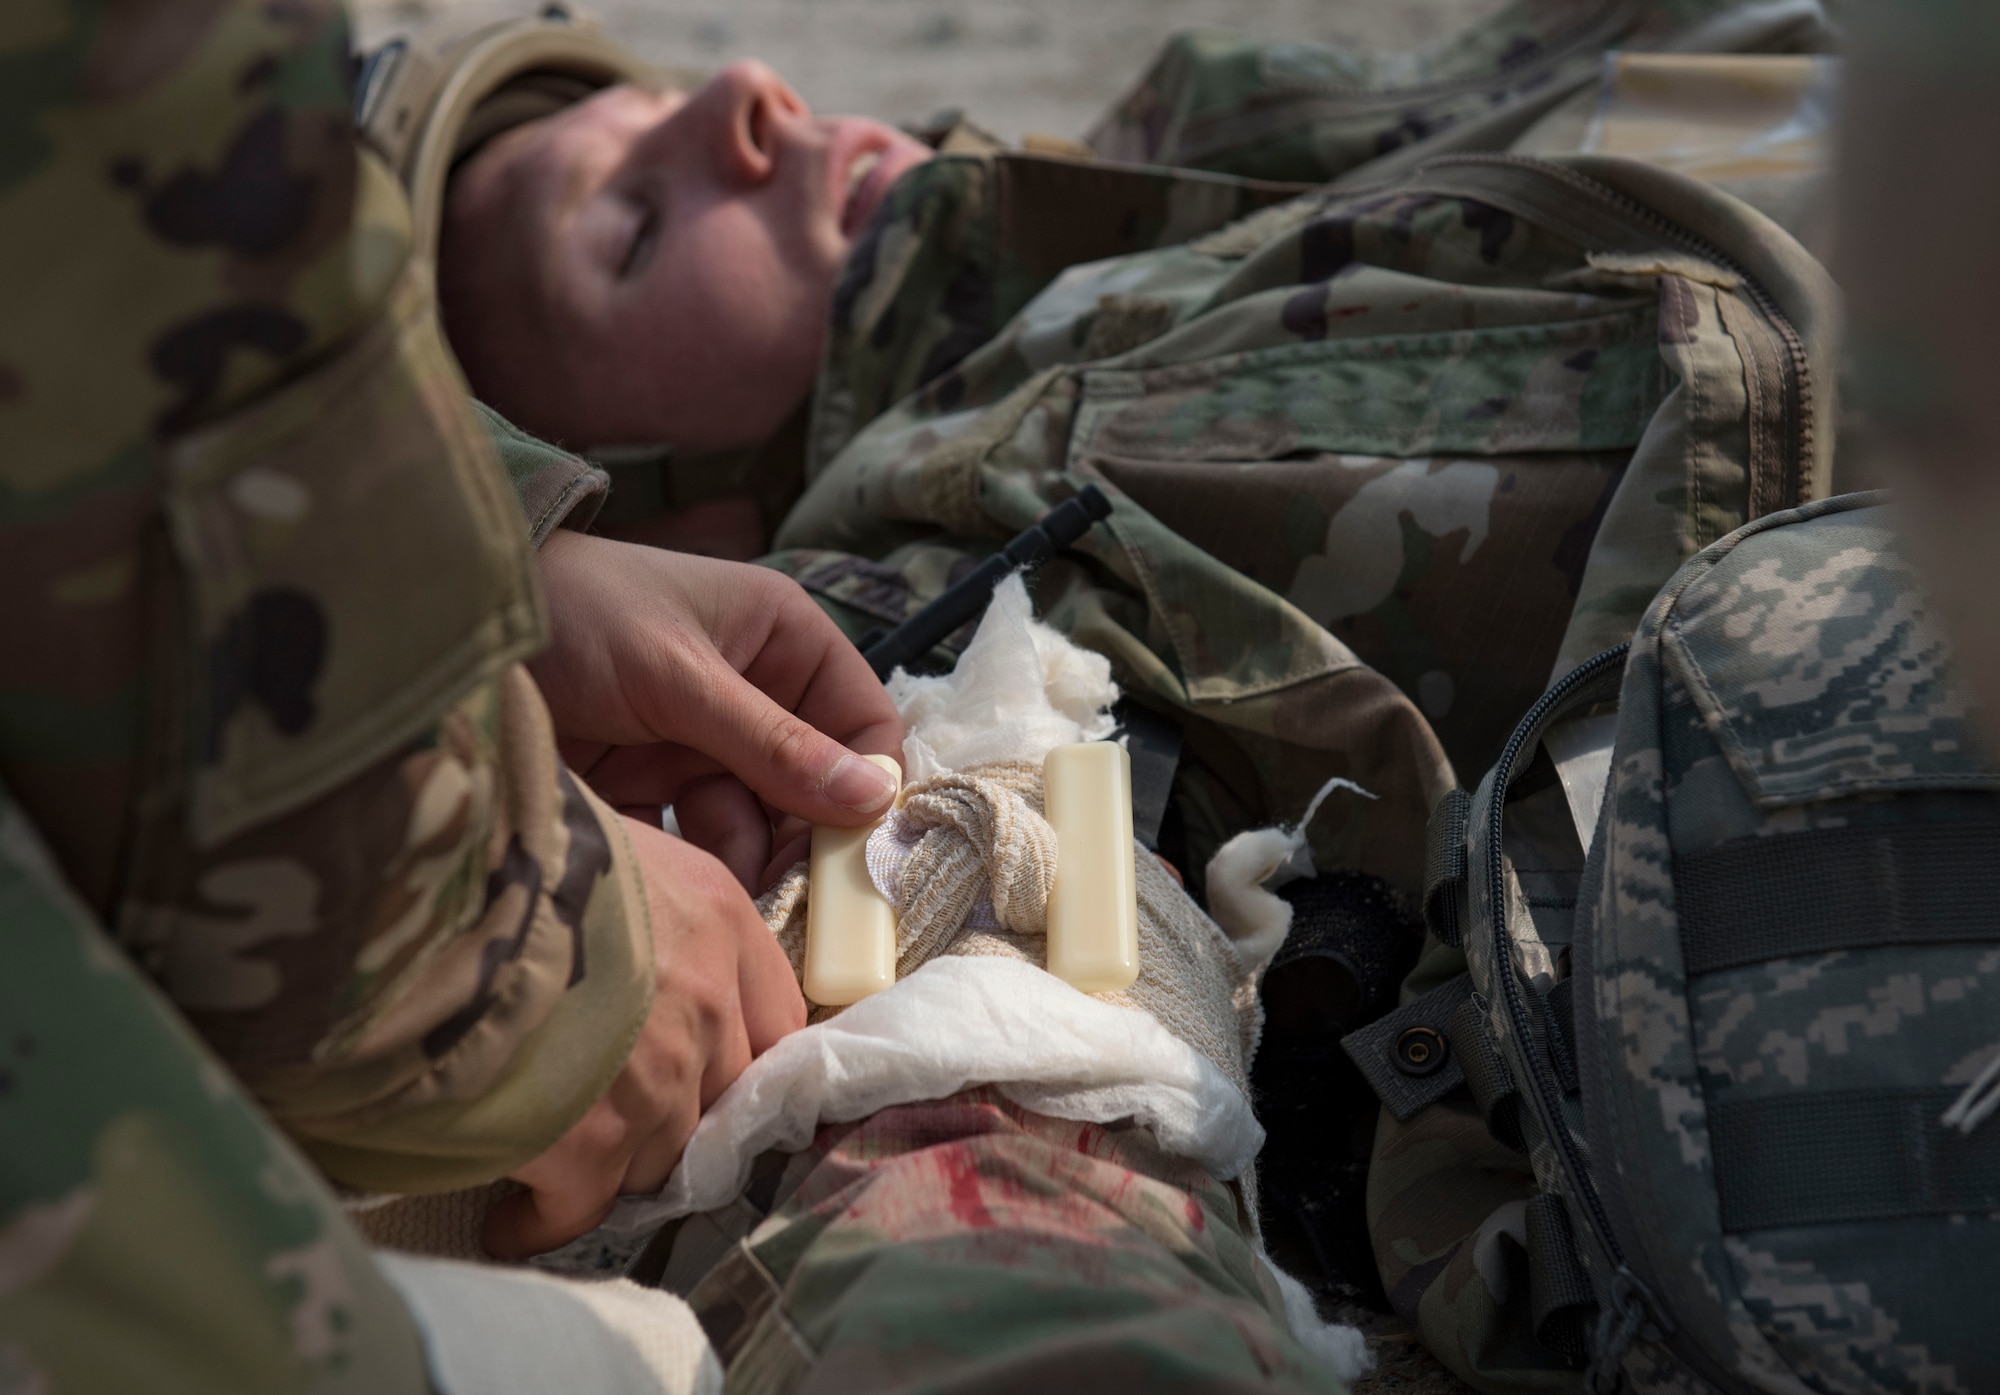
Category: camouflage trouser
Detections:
[
  {"x1": 0, "y1": 792, "x2": 430, "y2": 1394},
  {"x1": 4, "y1": 753, "x2": 1340, "y2": 1394},
  {"x1": 656, "y1": 1088, "x2": 1347, "y2": 1394}
]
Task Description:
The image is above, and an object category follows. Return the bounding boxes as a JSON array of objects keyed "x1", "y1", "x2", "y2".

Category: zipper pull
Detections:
[{"x1": 1585, "y1": 1267, "x2": 1671, "y2": 1394}]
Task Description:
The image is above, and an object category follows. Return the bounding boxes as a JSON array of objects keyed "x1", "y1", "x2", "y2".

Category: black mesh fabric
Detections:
[{"x1": 1254, "y1": 872, "x2": 1425, "y2": 1309}]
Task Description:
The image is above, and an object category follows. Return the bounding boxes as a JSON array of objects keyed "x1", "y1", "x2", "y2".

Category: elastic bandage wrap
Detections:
[{"x1": 760, "y1": 574, "x2": 1311, "y2": 1212}]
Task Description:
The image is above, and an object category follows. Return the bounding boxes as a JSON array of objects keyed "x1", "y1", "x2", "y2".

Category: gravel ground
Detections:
[
  {"x1": 1339, "y1": 1303, "x2": 1476, "y2": 1394},
  {"x1": 354, "y1": 0, "x2": 1497, "y2": 1387}
]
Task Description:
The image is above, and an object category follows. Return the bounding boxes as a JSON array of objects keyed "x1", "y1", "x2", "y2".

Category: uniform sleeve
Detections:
[
  {"x1": 0, "y1": 787, "x2": 433, "y2": 1392},
  {"x1": 475, "y1": 400, "x2": 612, "y2": 547},
  {"x1": 0, "y1": 0, "x2": 653, "y2": 1192}
]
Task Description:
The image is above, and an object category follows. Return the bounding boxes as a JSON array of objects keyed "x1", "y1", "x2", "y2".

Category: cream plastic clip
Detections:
[
  {"x1": 803, "y1": 754, "x2": 902, "y2": 1006},
  {"x1": 1043, "y1": 741, "x2": 1139, "y2": 992}
]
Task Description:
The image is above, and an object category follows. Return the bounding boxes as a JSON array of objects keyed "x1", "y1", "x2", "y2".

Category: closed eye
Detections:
[{"x1": 620, "y1": 203, "x2": 660, "y2": 279}]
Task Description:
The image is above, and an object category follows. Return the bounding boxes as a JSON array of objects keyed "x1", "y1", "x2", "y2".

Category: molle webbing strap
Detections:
[
  {"x1": 1539, "y1": 975, "x2": 1580, "y2": 1098},
  {"x1": 1675, "y1": 816, "x2": 2000, "y2": 977},
  {"x1": 1447, "y1": 997, "x2": 1524, "y2": 1153},
  {"x1": 1423, "y1": 788, "x2": 1473, "y2": 948},
  {"x1": 1710, "y1": 1088, "x2": 2000, "y2": 1231},
  {"x1": 1524, "y1": 1193, "x2": 1595, "y2": 1365}
]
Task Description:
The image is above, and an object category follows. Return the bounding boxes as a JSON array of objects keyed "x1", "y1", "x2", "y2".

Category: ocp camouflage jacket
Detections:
[
  {"x1": 759, "y1": 0, "x2": 1841, "y2": 903},
  {"x1": 0, "y1": 0, "x2": 652, "y2": 1195}
]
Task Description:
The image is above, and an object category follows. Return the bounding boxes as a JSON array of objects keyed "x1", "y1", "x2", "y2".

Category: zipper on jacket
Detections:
[
  {"x1": 1418, "y1": 152, "x2": 1816, "y2": 509},
  {"x1": 1449, "y1": 151, "x2": 1818, "y2": 1391}
]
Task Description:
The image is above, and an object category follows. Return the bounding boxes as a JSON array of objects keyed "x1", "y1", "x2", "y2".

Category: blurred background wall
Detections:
[{"x1": 351, "y1": 0, "x2": 1504, "y2": 145}]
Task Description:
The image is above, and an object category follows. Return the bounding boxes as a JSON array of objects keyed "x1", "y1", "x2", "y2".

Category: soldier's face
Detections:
[{"x1": 439, "y1": 65, "x2": 932, "y2": 452}]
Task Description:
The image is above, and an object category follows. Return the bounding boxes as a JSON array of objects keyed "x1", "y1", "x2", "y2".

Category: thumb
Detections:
[{"x1": 676, "y1": 659, "x2": 898, "y2": 825}]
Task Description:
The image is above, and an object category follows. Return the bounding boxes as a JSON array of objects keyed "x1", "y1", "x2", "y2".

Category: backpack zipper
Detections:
[
  {"x1": 1486, "y1": 640, "x2": 1761, "y2": 1393},
  {"x1": 1479, "y1": 641, "x2": 1682, "y2": 1390}
]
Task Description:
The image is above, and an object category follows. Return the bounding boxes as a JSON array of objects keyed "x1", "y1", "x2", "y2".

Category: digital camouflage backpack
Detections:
[{"x1": 1346, "y1": 491, "x2": 2000, "y2": 1392}]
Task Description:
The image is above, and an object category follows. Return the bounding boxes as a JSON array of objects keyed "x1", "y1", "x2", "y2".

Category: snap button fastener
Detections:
[{"x1": 1394, "y1": 1025, "x2": 1449, "y2": 1077}]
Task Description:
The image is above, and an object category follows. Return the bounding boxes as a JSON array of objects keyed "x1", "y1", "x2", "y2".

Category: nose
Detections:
[{"x1": 696, "y1": 60, "x2": 809, "y2": 187}]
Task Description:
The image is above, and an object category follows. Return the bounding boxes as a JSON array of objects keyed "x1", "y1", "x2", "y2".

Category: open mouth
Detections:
[{"x1": 841, "y1": 149, "x2": 885, "y2": 235}]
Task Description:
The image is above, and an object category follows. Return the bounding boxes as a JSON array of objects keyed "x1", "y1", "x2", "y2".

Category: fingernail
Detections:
[{"x1": 824, "y1": 754, "x2": 898, "y2": 812}]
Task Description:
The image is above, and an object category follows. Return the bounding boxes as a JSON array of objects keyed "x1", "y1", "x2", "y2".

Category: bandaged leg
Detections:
[
  {"x1": 572, "y1": 577, "x2": 1368, "y2": 1389},
  {"x1": 360, "y1": 578, "x2": 1370, "y2": 1390},
  {"x1": 662, "y1": 1088, "x2": 1354, "y2": 1394}
]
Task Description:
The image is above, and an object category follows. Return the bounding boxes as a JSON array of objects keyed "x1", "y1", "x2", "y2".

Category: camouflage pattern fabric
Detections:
[
  {"x1": 0, "y1": 784, "x2": 431, "y2": 1393},
  {"x1": 642, "y1": 1086, "x2": 1348, "y2": 1394},
  {"x1": 1081, "y1": 0, "x2": 1825, "y2": 187},
  {"x1": 0, "y1": 0, "x2": 652, "y2": 1193},
  {"x1": 1572, "y1": 494, "x2": 2000, "y2": 1391},
  {"x1": 1837, "y1": 0, "x2": 2000, "y2": 758},
  {"x1": 750, "y1": 31, "x2": 1841, "y2": 1369},
  {"x1": 1395, "y1": 494, "x2": 2000, "y2": 1394},
  {"x1": 1363, "y1": 940, "x2": 1574, "y2": 1393},
  {"x1": 768, "y1": 133, "x2": 1836, "y2": 904},
  {"x1": 476, "y1": 398, "x2": 612, "y2": 546}
]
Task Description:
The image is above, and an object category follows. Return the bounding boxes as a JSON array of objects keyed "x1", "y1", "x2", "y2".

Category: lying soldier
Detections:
[
  {"x1": 393, "y1": 0, "x2": 1841, "y2": 901},
  {"x1": 347, "y1": 1, "x2": 1841, "y2": 1387},
  {"x1": 0, "y1": 1, "x2": 1389, "y2": 1391}
]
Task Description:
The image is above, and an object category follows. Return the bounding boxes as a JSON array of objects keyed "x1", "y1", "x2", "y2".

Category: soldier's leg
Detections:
[{"x1": 672, "y1": 1088, "x2": 1350, "y2": 1394}]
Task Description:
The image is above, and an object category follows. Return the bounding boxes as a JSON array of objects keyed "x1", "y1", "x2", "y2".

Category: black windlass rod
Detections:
[{"x1": 861, "y1": 485, "x2": 1113, "y2": 679}]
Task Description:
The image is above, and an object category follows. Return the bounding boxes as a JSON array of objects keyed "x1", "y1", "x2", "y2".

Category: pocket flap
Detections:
[
  {"x1": 164, "y1": 267, "x2": 543, "y2": 844},
  {"x1": 1660, "y1": 503, "x2": 1998, "y2": 806}
]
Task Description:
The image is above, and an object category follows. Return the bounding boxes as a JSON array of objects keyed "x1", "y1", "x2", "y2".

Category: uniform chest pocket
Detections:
[
  {"x1": 162, "y1": 268, "x2": 543, "y2": 845},
  {"x1": 1067, "y1": 305, "x2": 1666, "y2": 465}
]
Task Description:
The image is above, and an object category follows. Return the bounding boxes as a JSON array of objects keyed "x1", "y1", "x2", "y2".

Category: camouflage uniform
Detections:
[
  {"x1": 660, "y1": 1088, "x2": 1346, "y2": 1394},
  {"x1": 746, "y1": 8, "x2": 1839, "y2": 1384},
  {"x1": 0, "y1": 3, "x2": 1362, "y2": 1389},
  {"x1": 0, "y1": 788, "x2": 431, "y2": 1391},
  {"x1": 0, "y1": 0, "x2": 653, "y2": 1198},
  {"x1": 0, "y1": 0, "x2": 662, "y2": 1383},
  {"x1": 765, "y1": 0, "x2": 1839, "y2": 908}
]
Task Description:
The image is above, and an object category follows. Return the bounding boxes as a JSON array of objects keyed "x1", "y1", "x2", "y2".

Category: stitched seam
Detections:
[{"x1": 530, "y1": 472, "x2": 604, "y2": 547}]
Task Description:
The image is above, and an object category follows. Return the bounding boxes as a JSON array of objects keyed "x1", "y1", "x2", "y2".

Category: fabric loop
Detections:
[
  {"x1": 894, "y1": 761, "x2": 1054, "y2": 951},
  {"x1": 1448, "y1": 996, "x2": 1525, "y2": 1152},
  {"x1": 1423, "y1": 788, "x2": 1473, "y2": 948},
  {"x1": 1524, "y1": 1192, "x2": 1596, "y2": 1366}
]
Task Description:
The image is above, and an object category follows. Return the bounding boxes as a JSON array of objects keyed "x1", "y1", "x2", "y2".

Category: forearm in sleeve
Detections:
[
  {"x1": 132, "y1": 664, "x2": 658, "y2": 1195},
  {"x1": 0, "y1": 0, "x2": 653, "y2": 1194}
]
